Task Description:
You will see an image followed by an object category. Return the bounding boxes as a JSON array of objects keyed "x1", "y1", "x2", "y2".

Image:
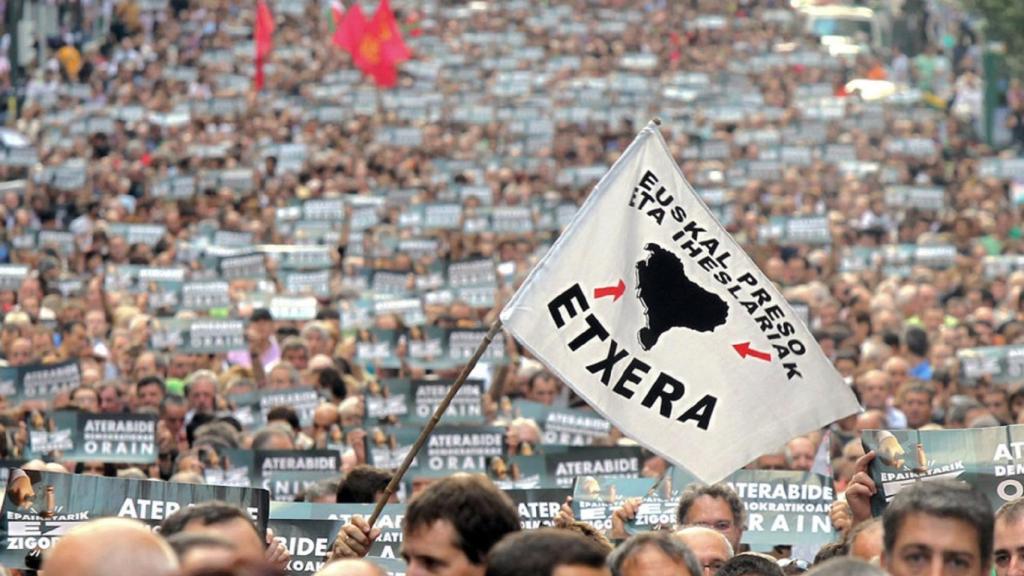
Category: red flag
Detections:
[
  {"x1": 333, "y1": 2, "x2": 366, "y2": 54},
  {"x1": 253, "y1": 0, "x2": 275, "y2": 90},
  {"x1": 353, "y1": 31, "x2": 397, "y2": 88},
  {"x1": 369, "y1": 0, "x2": 410, "y2": 63}
]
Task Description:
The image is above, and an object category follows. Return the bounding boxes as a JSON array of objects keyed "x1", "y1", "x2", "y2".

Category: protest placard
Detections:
[
  {"x1": 27, "y1": 412, "x2": 157, "y2": 463},
  {"x1": 0, "y1": 469, "x2": 269, "y2": 570}
]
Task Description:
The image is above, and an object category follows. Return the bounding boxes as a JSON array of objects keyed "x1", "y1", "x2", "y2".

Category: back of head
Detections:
[
  {"x1": 882, "y1": 480, "x2": 993, "y2": 561},
  {"x1": 44, "y1": 517, "x2": 179, "y2": 576},
  {"x1": 716, "y1": 553, "x2": 785, "y2": 576},
  {"x1": 160, "y1": 501, "x2": 257, "y2": 538},
  {"x1": 315, "y1": 559, "x2": 387, "y2": 576},
  {"x1": 486, "y1": 528, "x2": 610, "y2": 576},
  {"x1": 179, "y1": 560, "x2": 284, "y2": 576},
  {"x1": 845, "y1": 517, "x2": 883, "y2": 561},
  {"x1": 405, "y1": 475, "x2": 520, "y2": 565},
  {"x1": 337, "y1": 465, "x2": 392, "y2": 503},
  {"x1": 806, "y1": 557, "x2": 885, "y2": 576},
  {"x1": 608, "y1": 532, "x2": 702, "y2": 576},
  {"x1": 166, "y1": 531, "x2": 236, "y2": 557},
  {"x1": 166, "y1": 532, "x2": 237, "y2": 572}
]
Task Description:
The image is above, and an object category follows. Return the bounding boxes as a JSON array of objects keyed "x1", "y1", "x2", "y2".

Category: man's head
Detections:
[
  {"x1": 897, "y1": 381, "x2": 935, "y2": 430},
  {"x1": 673, "y1": 526, "x2": 734, "y2": 576},
  {"x1": 784, "y1": 436, "x2": 816, "y2": 471},
  {"x1": 98, "y1": 382, "x2": 125, "y2": 413},
  {"x1": 60, "y1": 320, "x2": 89, "y2": 357},
  {"x1": 160, "y1": 394, "x2": 188, "y2": 434},
  {"x1": 985, "y1": 388, "x2": 1012, "y2": 425},
  {"x1": 847, "y1": 518, "x2": 883, "y2": 562},
  {"x1": 337, "y1": 465, "x2": 393, "y2": 504},
  {"x1": 8, "y1": 336, "x2": 32, "y2": 366},
  {"x1": 251, "y1": 424, "x2": 295, "y2": 450},
  {"x1": 316, "y1": 559, "x2": 387, "y2": 576},
  {"x1": 716, "y1": 553, "x2": 785, "y2": 576},
  {"x1": 804, "y1": 557, "x2": 885, "y2": 576},
  {"x1": 884, "y1": 357, "x2": 910, "y2": 389},
  {"x1": 185, "y1": 369, "x2": 218, "y2": 414},
  {"x1": 165, "y1": 532, "x2": 237, "y2": 572},
  {"x1": 134, "y1": 350, "x2": 165, "y2": 380},
  {"x1": 70, "y1": 385, "x2": 100, "y2": 413},
  {"x1": 882, "y1": 480, "x2": 993, "y2": 576},
  {"x1": 267, "y1": 362, "x2": 300, "y2": 390},
  {"x1": 43, "y1": 517, "x2": 178, "y2": 576},
  {"x1": 280, "y1": 337, "x2": 310, "y2": 371},
  {"x1": 402, "y1": 474, "x2": 520, "y2": 576},
  {"x1": 676, "y1": 484, "x2": 745, "y2": 551},
  {"x1": 856, "y1": 370, "x2": 891, "y2": 411},
  {"x1": 525, "y1": 371, "x2": 560, "y2": 406},
  {"x1": 160, "y1": 502, "x2": 264, "y2": 564},
  {"x1": 137, "y1": 376, "x2": 167, "y2": 409},
  {"x1": 994, "y1": 497, "x2": 1024, "y2": 576},
  {"x1": 486, "y1": 528, "x2": 610, "y2": 576},
  {"x1": 609, "y1": 532, "x2": 702, "y2": 576}
]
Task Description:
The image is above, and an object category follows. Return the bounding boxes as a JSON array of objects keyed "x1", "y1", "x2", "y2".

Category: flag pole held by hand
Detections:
[{"x1": 366, "y1": 319, "x2": 504, "y2": 528}]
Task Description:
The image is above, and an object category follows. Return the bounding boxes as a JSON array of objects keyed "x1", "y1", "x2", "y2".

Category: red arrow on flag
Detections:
[
  {"x1": 594, "y1": 279, "x2": 626, "y2": 302},
  {"x1": 733, "y1": 342, "x2": 771, "y2": 362}
]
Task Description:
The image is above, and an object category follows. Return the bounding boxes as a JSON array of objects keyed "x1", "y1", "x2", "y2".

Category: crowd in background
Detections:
[{"x1": 0, "y1": 0, "x2": 1019, "y2": 574}]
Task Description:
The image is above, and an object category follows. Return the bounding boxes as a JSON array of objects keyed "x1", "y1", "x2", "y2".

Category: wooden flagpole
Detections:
[{"x1": 366, "y1": 318, "x2": 504, "y2": 528}]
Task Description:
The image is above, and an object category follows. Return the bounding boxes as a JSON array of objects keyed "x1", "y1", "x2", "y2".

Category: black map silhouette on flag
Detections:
[{"x1": 635, "y1": 243, "x2": 729, "y2": 350}]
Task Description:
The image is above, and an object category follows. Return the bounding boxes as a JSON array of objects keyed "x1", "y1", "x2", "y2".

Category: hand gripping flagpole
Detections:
[{"x1": 366, "y1": 318, "x2": 504, "y2": 528}]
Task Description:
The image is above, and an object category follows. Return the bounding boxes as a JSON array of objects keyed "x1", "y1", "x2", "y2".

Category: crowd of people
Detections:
[{"x1": 0, "y1": 0, "x2": 1020, "y2": 574}]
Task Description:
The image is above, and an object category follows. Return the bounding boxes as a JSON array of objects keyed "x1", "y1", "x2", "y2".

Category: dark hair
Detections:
[
  {"x1": 317, "y1": 367, "x2": 347, "y2": 402},
  {"x1": 73, "y1": 461, "x2": 117, "y2": 476},
  {"x1": 882, "y1": 480, "x2": 993, "y2": 562},
  {"x1": 486, "y1": 528, "x2": 608, "y2": 576},
  {"x1": 812, "y1": 541, "x2": 847, "y2": 565},
  {"x1": 716, "y1": 553, "x2": 785, "y2": 576},
  {"x1": 806, "y1": 557, "x2": 885, "y2": 576},
  {"x1": 527, "y1": 371, "x2": 555, "y2": 391},
  {"x1": 160, "y1": 502, "x2": 260, "y2": 542},
  {"x1": 404, "y1": 475, "x2": 520, "y2": 565},
  {"x1": 137, "y1": 376, "x2": 167, "y2": 394},
  {"x1": 337, "y1": 465, "x2": 392, "y2": 504},
  {"x1": 165, "y1": 532, "x2": 236, "y2": 557},
  {"x1": 265, "y1": 405, "x2": 300, "y2": 432},
  {"x1": 676, "y1": 483, "x2": 746, "y2": 529},
  {"x1": 904, "y1": 326, "x2": 929, "y2": 357},
  {"x1": 608, "y1": 532, "x2": 701, "y2": 576},
  {"x1": 161, "y1": 394, "x2": 188, "y2": 414},
  {"x1": 186, "y1": 412, "x2": 218, "y2": 446},
  {"x1": 60, "y1": 320, "x2": 84, "y2": 337}
]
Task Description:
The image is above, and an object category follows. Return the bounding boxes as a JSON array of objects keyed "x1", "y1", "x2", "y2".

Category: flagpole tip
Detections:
[{"x1": 652, "y1": 117, "x2": 662, "y2": 126}]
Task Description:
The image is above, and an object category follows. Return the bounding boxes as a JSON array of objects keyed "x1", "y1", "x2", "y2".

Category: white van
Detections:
[{"x1": 799, "y1": 5, "x2": 887, "y2": 57}]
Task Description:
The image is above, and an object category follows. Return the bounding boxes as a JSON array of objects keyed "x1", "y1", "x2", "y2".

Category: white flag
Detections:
[{"x1": 500, "y1": 121, "x2": 859, "y2": 484}]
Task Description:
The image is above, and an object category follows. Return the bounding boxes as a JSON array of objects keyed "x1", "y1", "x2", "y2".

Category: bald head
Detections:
[
  {"x1": 673, "y1": 526, "x2": 733, "y2": 574},
  {"x1": 43, "y1": 518, "x2": 178, "y2": 576},
  {"x1": 316, "y1": 559, "x2": 387, "y2": 576}
]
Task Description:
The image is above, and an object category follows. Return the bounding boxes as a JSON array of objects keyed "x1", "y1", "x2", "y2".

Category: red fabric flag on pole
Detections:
[
  {"x1": 368, "y1": 0, "x2": 410, "y2": 63},
  {"x1": 353, "y1": 31, "x2": 397, "y2": 88},
  {"x1": 253, "y1": 0, "x2": 275, "y2": 91},
  {"x1": 333, "y1": 1, "x2": 366, "y2": 54}
]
